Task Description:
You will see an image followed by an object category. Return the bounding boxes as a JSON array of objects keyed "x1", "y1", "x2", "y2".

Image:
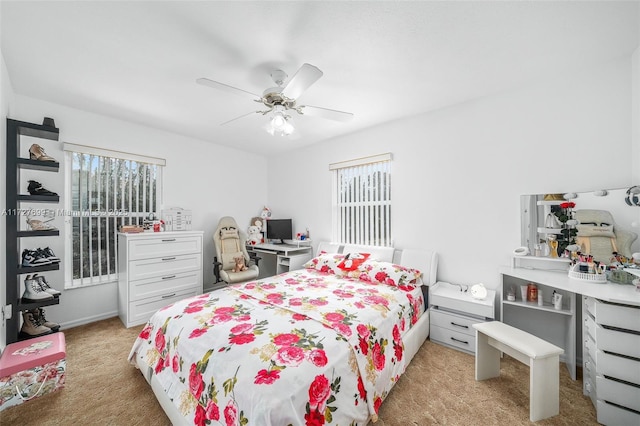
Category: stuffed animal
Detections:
[
  {"x1": 233, "y1": 256, "x2": 247, "y2": 273},
  {"x1": 247, "y1": 225, "x2": 262, "y2": 245},
  {"x1": 260, "y1": 206, "x2": 272, "y2": 220}
]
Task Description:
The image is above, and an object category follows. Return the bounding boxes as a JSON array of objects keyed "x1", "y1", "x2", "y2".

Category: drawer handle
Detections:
[
  {"x1": 162, "y1": 239, "x2": 176, "y2": 242},
  {"x1": 451, "y1": 337, "x2": 469, "y2": 345},
  {"x1": 450, "y1": 322, "x2": 469, "y2": 329},
  {"x1": 162, "y1": 293, "x2": 176, "y2": 299},
  {"x1": 162, "y1": 275, "x2": 176, "y2": 280},
  {"x1": 162, "y1": 257, "x2": 176, "y2": 261}
]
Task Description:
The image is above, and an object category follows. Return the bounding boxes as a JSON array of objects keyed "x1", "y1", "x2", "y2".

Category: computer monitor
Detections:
[{"x1": 266, "y1": 219, "x2": 293, "y2": 244}]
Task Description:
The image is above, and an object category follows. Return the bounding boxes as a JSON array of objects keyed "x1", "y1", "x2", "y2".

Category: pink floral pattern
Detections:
[{"x1": 129, "y1": 269, "x2": 424, "y2": 425}]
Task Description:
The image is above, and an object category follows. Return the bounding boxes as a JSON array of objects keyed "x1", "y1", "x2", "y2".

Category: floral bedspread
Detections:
[{"x1": 128, "y1": 268, "x2": 424, "y2": 425}]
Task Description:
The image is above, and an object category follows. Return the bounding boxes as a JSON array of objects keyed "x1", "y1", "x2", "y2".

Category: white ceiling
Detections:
[{"x1": 1, "y1": 1, "x2": 638, "y2": 155}]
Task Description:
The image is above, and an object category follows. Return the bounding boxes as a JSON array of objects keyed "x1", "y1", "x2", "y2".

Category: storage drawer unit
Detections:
[
  {"x1": 118, "y1": 231, "x2": 203, "y2": 328},
  {"x1": 429, "y1": 281, "x2": 495, "y2": 355},
  {"x1": 582, "y1": 296, "x2": 640, "y2": 425}
]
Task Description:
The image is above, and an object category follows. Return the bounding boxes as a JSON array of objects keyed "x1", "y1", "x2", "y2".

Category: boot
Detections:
[
  {"x1": 32, "y1": 308, "x2": 60, "y2": 332},
  {"x1": 33, "y1": 274, "x2": 61, "y2": 297},
  {"x1": 22, "y1": 275, "x2": 54, "y2": 302},
  {"x1": 21, "y1": 311, "x2": 52, "y2": 337}
]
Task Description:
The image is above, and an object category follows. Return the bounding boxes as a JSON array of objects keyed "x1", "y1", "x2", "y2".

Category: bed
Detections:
[{"x1": 128, "y1": 243, "x2": 438, "y2": 425}]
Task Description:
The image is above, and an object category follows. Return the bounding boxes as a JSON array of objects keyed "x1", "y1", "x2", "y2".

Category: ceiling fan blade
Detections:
[
  {"x1": 299, "y1": 105, "x2": 354, "y2": 122},
  {"x1": 196, "y1": 78, "x2": 261, "y2": 101},
  {"x1": 281, "y1": 63, "x2": 323, "y2": 100},
  {"x1": 220, "y1": 111, "x2": 262, "y2": 126}
]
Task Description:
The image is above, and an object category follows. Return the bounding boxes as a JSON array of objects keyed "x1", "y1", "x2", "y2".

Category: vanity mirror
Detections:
[{"x1": 521, "y1": 187, "x2": 640, "y2": 263}]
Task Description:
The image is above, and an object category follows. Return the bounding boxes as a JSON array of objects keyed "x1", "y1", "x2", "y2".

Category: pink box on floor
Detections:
[{"x1": 0, "y1": 332, "x2": 66, "y2": 411}]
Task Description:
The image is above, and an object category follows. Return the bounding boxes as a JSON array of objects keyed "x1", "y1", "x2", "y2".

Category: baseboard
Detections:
[{"x1": 59, "y1": 310, "x2": 119, "y2": 330}]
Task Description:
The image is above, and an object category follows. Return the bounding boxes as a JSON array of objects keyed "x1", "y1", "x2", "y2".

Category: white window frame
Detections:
[
  {"x1": 330, "y1": 153, "x2": 392, "y2": 246},
  {"x1": 63, "y1": 143, "x2": 165, "y2": 289}
]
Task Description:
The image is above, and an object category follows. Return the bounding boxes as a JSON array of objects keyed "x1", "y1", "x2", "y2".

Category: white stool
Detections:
[{"x1": 473, "y1": 321, "x2": 564, "y2": 422}]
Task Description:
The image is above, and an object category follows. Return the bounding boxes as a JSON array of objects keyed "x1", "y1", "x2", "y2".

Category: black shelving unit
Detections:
[{"x1": 5, "y1": 118, "x2": 61, "y2": 344}]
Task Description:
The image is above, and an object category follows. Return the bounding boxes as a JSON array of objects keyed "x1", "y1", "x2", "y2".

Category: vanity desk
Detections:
[{"x1": 500, "y1": 262, "x2": 640, "y2": 425}]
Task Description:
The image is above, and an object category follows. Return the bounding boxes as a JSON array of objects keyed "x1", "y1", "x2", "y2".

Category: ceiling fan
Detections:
[{"x1": 196, "y1": 63, "x2": 354, "y2": 136}]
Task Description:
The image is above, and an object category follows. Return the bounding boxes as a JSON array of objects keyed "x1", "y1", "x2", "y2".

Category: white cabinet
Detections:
[
  {"x1": 276, "y1": 252, "x2": 313, "y2": 274},
  {"x1": 118, "y1": 231, "x2": 203, "y2": 328},
  {"x1": 429, "y1": 282, "x2": 495, "y2": 355},
  {"x1": 583, "y1": 296, "x2": 640, "y2": 425}
]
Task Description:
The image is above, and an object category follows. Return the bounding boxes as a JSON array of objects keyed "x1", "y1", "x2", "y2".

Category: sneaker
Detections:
[
  {"x1": 27, "y1": 180, "x2": 58, "y2": 197},
  {"x1": 21, "y1": 275, "x2": 54, "y2": 302},
  {"x1": 21, "y1": 249, "x2": 51, "y2": 266},
  {"x1": 38, "y1": 247, "x2": 60, "y2": 263},
  {"x1": 21, "y1": 311, "x2": 52, "y2": 337},
  {"x1": 33, "y1": 274, "x2": 61, "y2": 297}
]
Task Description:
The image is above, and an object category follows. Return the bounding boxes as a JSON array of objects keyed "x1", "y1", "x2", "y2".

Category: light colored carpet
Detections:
[{"x1": 2, "y1": 317, "x2": 597, "y2": 425}]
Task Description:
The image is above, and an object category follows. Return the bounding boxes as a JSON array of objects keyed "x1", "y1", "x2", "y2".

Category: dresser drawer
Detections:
[
  {"x1": 129, "y1": 253, "x2": 201, "y2": 281},
  {"x1": 596, "y1": 350, "x2": 640, "y2": 385},
  {"x1": 596, "y1": 376, "x2": 640, "y2": 412},
  {"x1": 128, "y1": 288, "x2": 198, "y2": 327},
  {"x1": 594, "y1": 323, "x2": 640, "y2": 358},
  {"x1": 586, "y1": 298, "x2": 640, "y2": 333},
  {"x1": 430, "y1": 324, "x2": 476, "y2": 353},
  {"x1": 129, "y1": 270, "x2": 201, "y2": 302},
  {"x1": 597, "y1": 399, "x2": 640, "y2": 426},
  {"x1": 128, "y1": 235, "x2": 202, "y2": 260},
  {"x1": 430, "y1": 308, "x2": 484, "y2": 337}
]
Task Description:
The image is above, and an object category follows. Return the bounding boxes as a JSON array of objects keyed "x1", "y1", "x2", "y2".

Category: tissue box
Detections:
[{"x1": 0, "y1": 333, "x2": 66, "y2": 411}]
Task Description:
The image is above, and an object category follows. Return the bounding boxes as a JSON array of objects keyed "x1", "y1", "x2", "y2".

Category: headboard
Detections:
[
  {"x1": 342, "y1": 244, "x2": 395, "y2": 262},
  {"x1": 399, "y1": 249, "x2": 438, "y2": 286},
  {"x1": 316, "y1": 242, "x2": 341, "y2": 256}
]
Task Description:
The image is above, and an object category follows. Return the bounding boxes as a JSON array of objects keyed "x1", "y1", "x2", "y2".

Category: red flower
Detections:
[
  {"x1": 560, "y1": 201, "x2": 576, "y2": 209},
  {"x1": 273, "y1": 333, "x2": 300, "y2": 346},
  {"x1": 325, "y1": 312, "x2": 345, "y2": 322},
  {"x1": 374, "y1": 396, "x2": 383, "y2": 414},
  {"x1": 275, "y1": 346, "x2": 305, "y2": 366},
  {"x1": 305, "y1": 407, "x2": 325, "y2": 426},
  {"x1": 358, "y1": 337, "x2": 369, "y2": 355},
  {"x1": 230, "y1": 323, "x2": 253, "y2": 334},
  {"x1": 224, "y1": 400, "x2": 238, "y2": 426},
  {"x1": 229, "y1": 333, "x2": 255, "y2": 345},
  {"x1": 139, "y1": 324, "x2": 152, "y2": 340},
  {"x1": 184, "y1": 304, "x2": 205, "y2": 314},
  {"x1": 189, "y1": 364, "x2": 205, "y2": 399},
  {"x1": 154, "y1": 357, "x2": 164, "y2": 374},
  {"x1": 308, "y1": 374, "x2": 331, "y2": 409},
  {"x1": 292, "y1": 313, "x2": 308, "y2": 321},
  {"x1": 212, "y1": 313, "x2": 233, "y2": 323},
  {"x1": 332, "y1": 322, "x2": 352, "y2": 337},
  {"x1": 309, "y1": 298, "x2": 328, "y2": 306},
  {"x1": 155, "y1": 329, "x2": 166, "y2": 352},
  {"x1": 189, "y1": 328, "x2": 208, "y2": 339},
  {"x1": 394, "y1": 342, "x2": 403, "y2": 362},
  {"x1": 392, "y1": 324, "x2": 401, "y2": 342},
  {"x1": 214, "y1": 306, "x2": 236, "y2": 314},
  {"x1": 308, "y1": 349, "x2": 328, "y2": 367},
  {"x1": 254, "y1": 368, "x2": 281, "y2": 385},
  {"x1": 205, "y1": 400, "x2": 220, "y2": 420},
  {"x1": 356, "y1": 324, "x2": 370, "y2": 338},
  {"x1": 372, "y1": 342, "x2": 386, "y2": 371},
  {"x1": 194, "y1": 404, "x2": 207, "y2": 426},
  {"x1": 357, "y1": 375, "x2": 367, "y2": 399},
  {"x1": 374, "y1": 271, "x2": 388, "y2": 283},
  {"x1": 172, "y1": 354, "x2": 180, "y2": 372}
]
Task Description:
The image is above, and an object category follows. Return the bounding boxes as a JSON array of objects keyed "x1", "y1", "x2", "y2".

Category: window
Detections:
[
  {"x1": 330, "y1": 153, "x2": 392, "y2": 246},
  {"x1": 63, "y1": 143, "x2": 165, "y2": 288}
]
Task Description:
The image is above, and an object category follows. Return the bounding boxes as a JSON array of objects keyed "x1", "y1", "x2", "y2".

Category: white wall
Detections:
[
  {"x1": 4, "y1": 95, "x2": 267, "y2": 329},
  {"x1": 0, "y1": 51, "x2": 16, "y2": 350},
  {"x1": 267, "y1": 57, "x2": 634, "y2": 291},
  {"x1": 633, "y1": 45, "x2": 640, "y2": 184}
]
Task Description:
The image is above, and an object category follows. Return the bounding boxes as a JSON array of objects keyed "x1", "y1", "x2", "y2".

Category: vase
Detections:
[{"x1": 548, "y1": 236, "x2": 559, "y2": 258}]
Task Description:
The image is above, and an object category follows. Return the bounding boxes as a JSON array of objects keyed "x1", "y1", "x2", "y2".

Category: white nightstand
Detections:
[{"x1": 429, "y1": 281, "x2": 496, "y2": 354}]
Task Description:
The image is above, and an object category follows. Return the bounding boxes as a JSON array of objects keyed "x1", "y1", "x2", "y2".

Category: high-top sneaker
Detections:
[
  {"x1": 21, "y1": 248, "x2": 51, "y2": 266},
  {"x1": 22, "y1": 275, "x2": 54, "y2": 302},
  {"x1": 21, "y1": 310, "x2": 52, "y2": 337},
  {"x1": 33, "y1": 274, "x2": 61, "y2": 297},
  {"x1": 39, "y1": 247, "x2": 61, "y2": 263},
  {"x1": 32, "y1": 308, "x2": 60, "y2": 332}
]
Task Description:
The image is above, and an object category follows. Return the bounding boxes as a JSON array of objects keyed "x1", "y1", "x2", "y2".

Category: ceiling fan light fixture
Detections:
[{"x1": 268, "y1": 106, "x2": 294, "y2": 136}]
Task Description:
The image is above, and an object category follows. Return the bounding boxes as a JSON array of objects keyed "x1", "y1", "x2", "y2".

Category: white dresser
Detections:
[
  {"x1": 583, "y1": 296, "x2": 640, "y2": 425},
  {"x1": 118, "y1": 231, "x2": 204, "y2": 328}
]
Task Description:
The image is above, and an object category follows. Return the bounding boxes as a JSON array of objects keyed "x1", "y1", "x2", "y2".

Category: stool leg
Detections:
[
  {"x1": 475, "y1": 331, "x2": 501, "y2": 380},
  {"x1": 530, "y1": 355, "x2": 559, "y2": 421}
]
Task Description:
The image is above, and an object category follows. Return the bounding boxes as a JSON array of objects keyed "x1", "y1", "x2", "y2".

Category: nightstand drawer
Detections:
[
  {"x1": 586, "y1": 298, "x2": 640, "y2": 333},
  {"x1": 596, "y1": 350, "x2": 640, "y2": 385},
  {"x1": 128, "y1": 235, "x2": 202, "y2": 260},
  {"x1": 594, "y1": 323, "x2": 640, "y2": 358},
  {"x1": 596, "y1": 376, "x2": 640, "y2": 412},
  {"x1": 430, "y1": 308, "x2": 484, "y2": 337},
  {"x1": 129, "y1": 253, "x2": 202, "y2": 281},
  {"x1": 430, "y1": 324, "x2": 476, "y2": 353},
  {"x1": 129, "y1": 270, "x2": 201, "y2": 302}
]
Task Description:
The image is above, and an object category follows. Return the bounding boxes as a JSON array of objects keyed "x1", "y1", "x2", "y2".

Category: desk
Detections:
[
  {"x1": 499, "y1": 263, "x2": 640, "y2": 424},
  {"x1": 249, "y1": 244, "x2": 313, "y2": 278}
]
